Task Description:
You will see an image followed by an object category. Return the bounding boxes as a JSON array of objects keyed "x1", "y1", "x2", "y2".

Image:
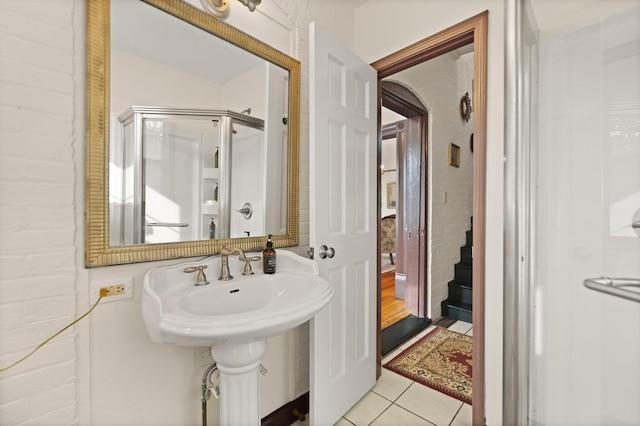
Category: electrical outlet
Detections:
[
  {"x1": 100, "y1": 284, "x2": 125, "y2": 297},
  {"x1": 90, "y1": 277, "x2": 133, "y2": 304}
]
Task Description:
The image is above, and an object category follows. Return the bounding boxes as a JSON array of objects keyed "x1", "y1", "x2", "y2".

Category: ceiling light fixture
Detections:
[
  {"x1": 201, "y1": 0, "x2": 261, "y2": 19},
  {"x1": 238, "y1": 0, "x2": 261, "y2": 12}
]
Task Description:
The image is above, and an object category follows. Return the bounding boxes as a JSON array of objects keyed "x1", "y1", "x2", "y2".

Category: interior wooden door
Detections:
[{"x1": 309, "y1": 21, "x2": 378, "y2": 426}]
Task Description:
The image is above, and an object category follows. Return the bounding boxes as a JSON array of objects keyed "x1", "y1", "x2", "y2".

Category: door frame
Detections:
[
  {"x1": 380, "y1": 81, "x2": 429, "y2": 318},
  {"x1": 372, "y1": 11, "x2": 488, "y2": 426}
]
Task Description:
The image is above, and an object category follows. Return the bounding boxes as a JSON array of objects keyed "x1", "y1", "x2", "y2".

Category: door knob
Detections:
[{"x1": 318, "y1": 245, "x2": 335, "y2": 259}]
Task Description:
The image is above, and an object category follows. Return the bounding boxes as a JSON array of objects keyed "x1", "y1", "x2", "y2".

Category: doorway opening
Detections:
[
  {"x1": 373, "y1": 12, "x2": 488, "y2": 425},
  {"x1": 379, "y1": 81, "x2": 432, "y2": 355}
]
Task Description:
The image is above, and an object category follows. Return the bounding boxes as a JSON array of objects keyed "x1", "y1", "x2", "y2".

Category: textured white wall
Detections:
[{"x1": 0, "y1": 0, "x2": 79, "y2": 424}]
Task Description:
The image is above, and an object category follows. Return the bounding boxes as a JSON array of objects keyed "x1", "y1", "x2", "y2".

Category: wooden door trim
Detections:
[
  {"x1": 372, "y1": 11, "x2": 488, "y2": 426},
  {"x1": 380, "y1": 82, "x2": 429, "y2": 318},
  {"x1": 381, "y1": 81, "x2": 428, "y2": 117}
]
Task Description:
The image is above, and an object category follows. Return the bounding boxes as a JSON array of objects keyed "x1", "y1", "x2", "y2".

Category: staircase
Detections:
[{"x1": 441, "y1": 218, "x2": 473, "y2": 323}]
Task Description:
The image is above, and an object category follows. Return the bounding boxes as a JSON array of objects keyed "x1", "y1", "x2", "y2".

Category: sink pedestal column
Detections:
[{"x1": 210, "y1": 340, "x2": 267, "y2": 426}]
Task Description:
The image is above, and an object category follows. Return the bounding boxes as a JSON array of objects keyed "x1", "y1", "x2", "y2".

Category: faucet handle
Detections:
[
  {"x1": 184, "y1": 265, "x2": 210, "y2": 286},
  {"x1": 241, "y1": 255, "x2": 261, "y2": 276}
]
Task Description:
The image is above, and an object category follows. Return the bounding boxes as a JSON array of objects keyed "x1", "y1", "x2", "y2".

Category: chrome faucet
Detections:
[{"x1": 219, "y1": 246, "x2": 245, "y2": 280}]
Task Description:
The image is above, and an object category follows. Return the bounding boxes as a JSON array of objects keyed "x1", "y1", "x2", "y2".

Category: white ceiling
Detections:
[
  {"x1": 529, "y1": 0, "x2": 640, "y2": 34},
  {"x1": 110, "y1": 0, "x2": 636, "y2": 86}
]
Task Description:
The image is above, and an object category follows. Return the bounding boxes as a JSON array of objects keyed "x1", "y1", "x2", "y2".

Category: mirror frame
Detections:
[{"x1": 85, "y1": 0, "x2": 300, "y2": 267}]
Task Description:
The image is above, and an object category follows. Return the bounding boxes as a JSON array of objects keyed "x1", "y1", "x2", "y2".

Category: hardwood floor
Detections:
[{"x1": 381, "y1": 270, "x2": 411, "y2": 330}]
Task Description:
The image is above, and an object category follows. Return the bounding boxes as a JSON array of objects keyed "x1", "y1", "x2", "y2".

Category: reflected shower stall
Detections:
[{"x1": 110, "y1": 107, "x2": 268, "y2": 245}]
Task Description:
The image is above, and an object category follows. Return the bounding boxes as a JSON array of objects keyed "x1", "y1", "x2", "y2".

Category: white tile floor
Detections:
[{"x1": 296, "y1": 321, "x2": 473, "y2": 426}]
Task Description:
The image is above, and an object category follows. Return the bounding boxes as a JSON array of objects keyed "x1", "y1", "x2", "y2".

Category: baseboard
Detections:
[
  {"x1": 261, "y1": 392, "x2": 309, "y2": 426},
  {"x1": 395, "y1": 273, "x2": 406, "y2": 299}
]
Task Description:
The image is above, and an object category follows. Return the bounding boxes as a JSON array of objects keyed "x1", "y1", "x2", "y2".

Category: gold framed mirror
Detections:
[{"x1": 86, "y1": 0, "x2": 300, "y2": 267}]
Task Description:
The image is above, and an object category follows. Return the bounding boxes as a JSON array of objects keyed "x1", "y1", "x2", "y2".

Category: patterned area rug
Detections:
[
  {"x1": 381, "y1": 263, "x2": 396, "y2": 274},
  {"x1": 381, "y1": 255, "x2": 396, "y2": 273},
  {"x1": 384, "y1": 327, "x2": 472, "y2": 404}
]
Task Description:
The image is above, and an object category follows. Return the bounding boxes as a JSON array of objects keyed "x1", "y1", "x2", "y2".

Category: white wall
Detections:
[
  {"x1": 263, "y1": 63, "x2": 290, "y2": 236},
  {"x1": 356, "y1": 1, "x2": 505, "y2": 423},
  {"x1": 220, "y1": 64, "x2": 267, "y2": 118},
  {"x1": 0, "y1": 0, "x2": 80, "y2": 424},
  {"x1": 110, "y1": 50, "x2": 223, "y2": 115}
]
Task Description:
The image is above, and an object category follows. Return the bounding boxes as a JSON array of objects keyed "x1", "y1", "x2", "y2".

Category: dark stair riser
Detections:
[
  {"x1": 441, "y1": 300, "x2": 473, "y2": 323},
  {"x1": 442, "y1": 218, "x2": 474, "y2": 323},
  {"x1": 454, "y1": 263, "x2": 473, "y2": 285},
  {"x1": 447, "y1": 281, "x2": 472, "y2": 305},
  {"x1": 460, "y1": 246, "x2": 472, "y2": 265}
]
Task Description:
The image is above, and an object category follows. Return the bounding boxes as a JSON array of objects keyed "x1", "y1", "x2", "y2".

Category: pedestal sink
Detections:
[{"x1": 142, "y1": 250, "x2": 332, "y2": 425}]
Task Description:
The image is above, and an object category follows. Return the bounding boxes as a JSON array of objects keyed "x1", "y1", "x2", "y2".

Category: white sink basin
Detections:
[{"x1": 142, "y1": 250, "x2": 333, "y2": 347}]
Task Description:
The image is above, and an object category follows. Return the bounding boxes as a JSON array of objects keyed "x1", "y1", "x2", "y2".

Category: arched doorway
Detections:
[{"x1": 379, "y1": 81, "x2": 432, "y2": 354}]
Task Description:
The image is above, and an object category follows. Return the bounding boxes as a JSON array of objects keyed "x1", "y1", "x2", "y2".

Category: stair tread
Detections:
[
  {"x1": 448, "y1": 280, "x2": 472, "y2": 289},
  {"x1": 441, "y1": 299, "x2": 472, "y2": 310},
  {"x1": 443, "y1": 217, "x2": 474, "y2": 322}
]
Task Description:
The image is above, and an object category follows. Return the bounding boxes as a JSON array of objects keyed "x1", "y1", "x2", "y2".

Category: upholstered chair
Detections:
[{"x1": 380, "y1": 215, "x2": 396, "y2": 265}]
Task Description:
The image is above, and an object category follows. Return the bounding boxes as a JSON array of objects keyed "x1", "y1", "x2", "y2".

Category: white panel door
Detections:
[{"x1": 309, "y1": 22, "x2": 378, "y2": 426}]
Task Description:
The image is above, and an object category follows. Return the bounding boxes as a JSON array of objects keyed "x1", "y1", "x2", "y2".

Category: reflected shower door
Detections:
[
  {"x1": 228, "y1": 122, "x2": 264, "y2": 238},
  {"x1": 144, "y1": 119, "x2": 212, "y2": 244}
]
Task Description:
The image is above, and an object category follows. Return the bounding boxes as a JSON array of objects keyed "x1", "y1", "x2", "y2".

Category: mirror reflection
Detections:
[
  {"x1": 85, "y1": 0, "x2": 300, "y2": 266},
  {"x1": 111, "y1": 107, "x2": 289, "y2": 245},
  {"x1": 110, "y1": 0, "x2": 289, "y2": 245}
]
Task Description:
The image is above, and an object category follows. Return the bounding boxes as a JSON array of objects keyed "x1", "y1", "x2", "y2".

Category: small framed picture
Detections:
[
  {"x1": 386, "y1": 182, "x2": 397, "y2": 209},
  {"x1": 448, "y1": 143, "x2": 461, "y2": 168}
]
